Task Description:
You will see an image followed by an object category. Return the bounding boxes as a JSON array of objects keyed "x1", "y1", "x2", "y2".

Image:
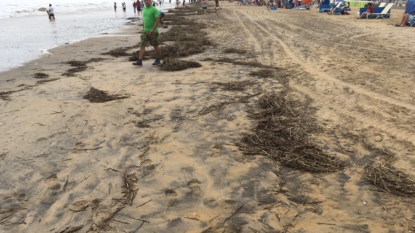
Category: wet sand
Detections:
[{"x1": 0, "y1": 3, "x2": 415, "y2": 233}]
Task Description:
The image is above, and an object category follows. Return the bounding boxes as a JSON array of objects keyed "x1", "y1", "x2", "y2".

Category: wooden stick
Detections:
[
  {"x1": 221, "y1": 204, "x2": 244, "y2": 224},
  {"x1": 138, "y1": 199, "x2": 152, "y2": 207}
]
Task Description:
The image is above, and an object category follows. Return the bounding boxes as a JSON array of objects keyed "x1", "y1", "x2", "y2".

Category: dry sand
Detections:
[{"x1": 1, "y1": 3, "x2": 415, "y2": 233}]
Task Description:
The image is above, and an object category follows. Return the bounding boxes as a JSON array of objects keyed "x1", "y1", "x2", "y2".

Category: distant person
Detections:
[
  {"x1": 159, "y1": 10, "x2": 165, "y2": 25},
  {"x1": 327, "y1": 0, "x2": 335, "y2": 15},
  {"x1": 137, "y1": 1, "x2": 142, "y2": 16},
  {"x1": 215, "y1": 0, "x2": 219, "y2": 17},
  {"x1": 395, "y1": 13, "x2": 415, "y2": 26},
  {"x1": 114, "y1": 2, "x2": 117, "y2": 12},
  {"x1": 267, "y1": 0, "x2": 273, "y2": 11},
  {"x1": 360, "y1": 2, "x2": 374, "y2": 18},
  {"x1": 122, "y1": 2, "x2": 126, "y2": 12},
  {"x1": 183, "y1": 0, "x2": 186, "y2": 6},
  {"x1": 342, "y1": 2, "x2": 351, "y2": 13},
  {"x1": 132, "y1": 0, "x2": 161, "y2": 66},
  {"x1": 47, "y1": 4, "x2": 55, "y2": 21},
  {"x1": 140, "y1": 1, "x2": 145, "y2": 11},
  {"x1": 202, "y1": 0, "x2": 208, "y2": 14},
  {"x1": 133, "y1": 1, "x2": 137, "y2": 13}
]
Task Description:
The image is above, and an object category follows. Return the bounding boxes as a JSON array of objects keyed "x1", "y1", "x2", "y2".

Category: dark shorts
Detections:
[
  {"x1": 138, "y1": 8, "x2": 141, "y2": 11},
  {"x1": 141, "y1": 31, "x2": 159, "y2": 47},
  {"x1": 49, "y1": 14, "x2": 55, "y2": 18},
  {"x1": 202, "y1": 6, "x2": 207, "y2": 9}
]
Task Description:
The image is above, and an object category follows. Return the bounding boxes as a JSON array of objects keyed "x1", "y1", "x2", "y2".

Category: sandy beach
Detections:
[{"x1": 1, "y1": 3, "x2": 415, "y2": 233}]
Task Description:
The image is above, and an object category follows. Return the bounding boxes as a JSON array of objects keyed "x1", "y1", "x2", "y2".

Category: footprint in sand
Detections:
[
  {"x1": 188, "y1": 179, "x2": 203, "y2": 197},
  {"x1": 165, "y1": 189, "x2": 178, "y2": 197},
  {"x1": 43, "y1": 174, "x2": 61, "y2": 190},
  {"x1": 68, "y1": 199, "x2": 100, "y2": 212},
  {"x1": 210, "y1": 143, "x2": 223, "y2": 157},
  {"x1": 68, "y1": 200, "x2": 89, "y2": 212}
]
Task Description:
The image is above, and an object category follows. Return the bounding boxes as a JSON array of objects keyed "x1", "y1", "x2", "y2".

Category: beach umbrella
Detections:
[
  {"x1": 405, "y1": 0, "x2": 415, "y2": 14},
  {"x1": 302, "y1": 0, "x2": 312, "y2": 4}
]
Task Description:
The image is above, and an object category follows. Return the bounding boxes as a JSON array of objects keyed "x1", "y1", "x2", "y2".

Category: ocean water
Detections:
[{"x1": 0, "y1": 0, "x2": 175, "y2": 73}]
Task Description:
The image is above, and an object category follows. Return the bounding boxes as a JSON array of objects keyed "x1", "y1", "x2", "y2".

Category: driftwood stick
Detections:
[
  {"x1": 133, "y1": 221, "x2": 145, "y2": 233},
  {"x1": 137, "y1": 199, "x2": 152, "y2": 207},
  {"x1": 221, "y1": 204, "x2": 244, "y2": 224}
]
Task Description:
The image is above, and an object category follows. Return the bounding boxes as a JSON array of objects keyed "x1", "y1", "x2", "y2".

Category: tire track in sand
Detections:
[
  {"x1": 292, "y1": 82, "x2": 415, "y2": 147},
  {"x1": 239, "y1": 11, "x2": 415, "y2": 112},
  {"x1": 233, "y1": 11, "x2": 272, "y2": 64},
  {"x1": 237, "y1": 11, "x2": 415, "y2": 147}
]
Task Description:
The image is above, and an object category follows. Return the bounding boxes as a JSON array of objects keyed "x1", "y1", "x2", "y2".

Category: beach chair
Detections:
[
  {"x1": 378, "y1": 2, "x2": 386, "y2": 7},
  {"x1": 319, "y1": 3, "x2": 331, "y2": 12},
  {"x1": 372, "y1": 3, "x2": 393, "y2": 18},
  {"x1": 319, "y1": 0, "x2": 331, "y2": 12},
  {"x1": 357, "y1": 3, "x2": 390, "y2": 19}
]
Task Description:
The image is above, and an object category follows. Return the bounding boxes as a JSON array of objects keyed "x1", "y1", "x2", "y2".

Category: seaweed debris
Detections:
[
  {"x1": 83, "y1": 87, "x2": 129, "y2": 103},
  {"x1": 36, "y1": 78, "x2": 60, "y2": 85},
  {"x1": 102, "y1": 48, "x2": 131, "y2": 57},
  {"x1": 62, "y1": 66, "x2": 88, "y2": 77},
  {"x1": 33, "y1": 73, "x2": 49, "y2": 79},
  {"x1": 249, "y1": 69, "x2": 275, "y2": 78},
  {"x1": 364, "y1": 162, "x2": 415, "y2": 197},
  {"x1": 160, "y1": 58, "x2": 201, "y2": 71},
  {"x1": 223, "y1": 48, "x2": 247, "y2": 54},
  {"x1": 211, "y1": 81, "x2": 252, "y2": 91},
  {"x1": 239, "y1": 92, "x2": 345, "y2": 173}
]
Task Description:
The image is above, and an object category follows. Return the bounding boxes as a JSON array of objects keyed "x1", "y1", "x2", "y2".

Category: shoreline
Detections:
[
  {"x1": 0, "y1": 3, "x2": 176, "y2": 75},
  {"x1": 1, "y1": 3, "x2": 415, "y2": 233}
]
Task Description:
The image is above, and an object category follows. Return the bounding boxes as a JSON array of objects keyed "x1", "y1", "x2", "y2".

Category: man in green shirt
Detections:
[{"x1": 133, "y1": 0, "x2": 161, "y2": 66}]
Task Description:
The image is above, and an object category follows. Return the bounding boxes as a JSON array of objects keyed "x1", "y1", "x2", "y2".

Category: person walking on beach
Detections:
[
  {"x1": 215, "y1": 0, "x2": 220, "y2": 17},
  {"x1": 122, "y1": 2, "x2": 126, "y2": 12},
  {"x1": 137, "y1": 1, "x2": 142, "y2": 16},
  {"x1": 133, "y1": 1, "x2": 137, "y2": 13},
  {"x1": 132, "y1": 0, "x2": 161, "y2": 66},
  {"x1": 114, "y1": 2, "x2": 117, "y2": 11},
  {"x1": 140, "y1": 1, "x2": 145, "y2": 14},
  {"x1": 202, "y1": 0, "x2": 208, "y2": 14},
  {"x1": 47, "y1": 4, "x2": 55, "y2": 21}
]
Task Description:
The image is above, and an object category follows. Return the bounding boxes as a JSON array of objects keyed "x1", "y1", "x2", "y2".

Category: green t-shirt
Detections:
[{"x1": 143, "y1": 6, "x2": 160, "y2": 33}]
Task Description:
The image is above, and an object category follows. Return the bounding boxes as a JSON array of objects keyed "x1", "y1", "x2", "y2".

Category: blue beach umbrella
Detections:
[{"x1": 405, "y1": 0, "x2": 415, "y2": 14}]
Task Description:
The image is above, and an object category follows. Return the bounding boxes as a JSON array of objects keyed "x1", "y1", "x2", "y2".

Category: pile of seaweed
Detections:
[
  {"x1": 102, "y1": 43, "x2": 141, "y2": 57},
  {"x1": 364, "y1": 162, "x2": 415, "y2": 197},
  {"x1": 223, "y1": 48, "x2": 247, "y2": 54},
  {"x1": 83, "y1": 87, "x2": 129, "y2": 103},
  {"x1": 62, "y1": 58, "x2": 106, "y2": 76},
  {"x1": 239, "y1": 91, "x2": 345, "y2": 173},
  {"x1": 32, "y1": 72, "x2": 49, "y2": 79},
  {"x1": 160, "y1": 58, "x2": 201, "y2": 71},
  {"x1": 211, "y1": 81, "x2": 253, "y2": 91},
  {"x1": 201, "y1": 57, "x2": 271, "y2": 68}
]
